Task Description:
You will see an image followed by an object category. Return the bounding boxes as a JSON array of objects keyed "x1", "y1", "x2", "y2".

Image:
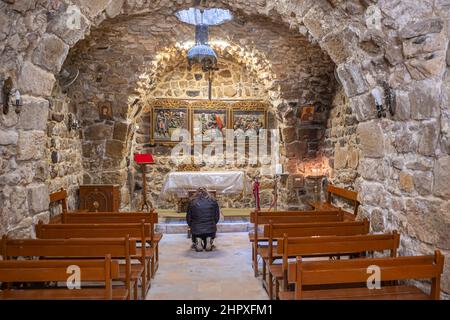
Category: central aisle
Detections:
[{"x1": 146, "y1": 232, "x2": 268, "y2": 300}]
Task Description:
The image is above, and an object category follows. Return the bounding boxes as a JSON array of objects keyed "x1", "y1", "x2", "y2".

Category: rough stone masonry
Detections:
[{"x1": 0, "y1": 0, "x2": 449, "y2": 297}]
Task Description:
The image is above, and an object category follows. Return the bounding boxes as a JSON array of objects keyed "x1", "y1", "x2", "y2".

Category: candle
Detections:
[
  {"x1": 275, "y1": 164, "x2": 283, "y2": 175},
  {"x1": 15, "y1": 90, "x2": 21, "y2": 106}
]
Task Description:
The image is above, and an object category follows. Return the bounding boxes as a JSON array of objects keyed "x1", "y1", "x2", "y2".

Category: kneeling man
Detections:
[{"x1": 186, "y1": 187, "x2": 220, "y2": 252}]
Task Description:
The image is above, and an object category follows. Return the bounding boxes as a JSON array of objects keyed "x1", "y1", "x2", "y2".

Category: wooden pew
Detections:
[
  {"x1": 280, "y1": 250, "x2": 445, "y2": 300},
  {"x1": 250, "y1": 210, "x2": 345, "y2": 276},
  {"x1": 48, "y1": 188, "x2": 88, "y2": 223},
  {"x1": 0, "y1": 255, "x2": 128, "y2": 300},
  {"x1": 57, "y1": 211, "x2": 162, "y2": 275},
  {"x1": 255, "y1": 218, "x2": 369, "y2": 278},
  {"x1": 309, "y1": 184, "x2": 360, "y2": 218},
  {"x1": 259, "y1": 219, "x2": 370, "y2": 294},
  {"x1": 267, "y1": 232, "x2": 400, "y2": 299},
  {"x1": 1, "y1": 236, "x2": 142, "y2": 300},
  {"x1": 35, "y1": 220, "x2": 152, "y2": 298},
  {"x1": 250, "y1": 209, "x2": 345, "y2": 241},
  {"x1": 50, "y1": 188, "x2": 69, "y2": 214}
]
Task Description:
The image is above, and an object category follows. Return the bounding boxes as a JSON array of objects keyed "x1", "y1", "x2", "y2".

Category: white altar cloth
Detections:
[{"x1": 160, "y1": 171, "x2": 249, "y2": 199}]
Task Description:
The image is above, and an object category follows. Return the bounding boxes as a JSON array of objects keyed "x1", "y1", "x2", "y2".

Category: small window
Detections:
[{"x1": 175, "y1": 8, "x2": 233, "y2": 26}]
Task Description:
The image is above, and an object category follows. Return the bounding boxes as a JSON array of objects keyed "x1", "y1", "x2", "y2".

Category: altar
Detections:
[{"x1": 160, "y1": 171, "x2": 250, "y2": 212}]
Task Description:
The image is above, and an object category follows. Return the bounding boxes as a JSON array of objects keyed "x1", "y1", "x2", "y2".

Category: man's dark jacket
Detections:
[{"x1": 186, "y1": 196, "x2": 220, "y2": 235}]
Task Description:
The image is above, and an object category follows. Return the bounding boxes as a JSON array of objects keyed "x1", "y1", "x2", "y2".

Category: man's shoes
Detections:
[
  {"x1": 194, "y1": 237, "x2": 203, "y2": 252},
  {"x1": 205, "y1": 237, "x2": 213, "y2": 251}
]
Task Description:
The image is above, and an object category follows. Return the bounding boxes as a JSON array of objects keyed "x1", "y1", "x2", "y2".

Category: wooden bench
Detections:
[
  {"x1": 49, "y1": 188, "x2": 88, "y2": 223},
  {"x1": 250, "y1": 210, "x2": 345, "y2": 276},
  {"x1": 255, "y1": 219, "x2": 369, "y2": 278},
  {"x1": 309, "y1": 184, "x2": 360, "y2": 218},
  {"x1": 280, "y1": 250, "x2": 444, "y2": 300},
  {"x1": 57, "y1": 211, "x2": 162, "y2": 274},
  {"x1": 35, "y1": 220, "x2": 153, "y2": 298},
  {"x1": 250, "y1": 210, "x2": 345, "y2": 240},
  {"x1": 259, "y1": 219, "x2": 370, "y2": 294},
  {"x1": 0, "y1": 255, "x2": 127, "y2": 300},
  {"x1": 267, "y1": 232, "x2": 400, "y2": 299},
  {"x1": 1, "y1": 235, "x2": 143, "y2": 300}
]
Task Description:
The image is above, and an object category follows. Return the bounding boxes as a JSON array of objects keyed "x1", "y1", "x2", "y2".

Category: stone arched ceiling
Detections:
[
  {"x1": 63, "y1": 8, "x2": 336, "y2": 120},
  {"x1": 1, "y1": 0, "x2": 449, "y2": 296},
  {"x1": 59, "y1": 5, "x2": 337, "y2": 188}
]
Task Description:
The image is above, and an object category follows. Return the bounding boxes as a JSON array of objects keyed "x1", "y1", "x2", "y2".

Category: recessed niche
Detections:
[{"x1": 186, "y1": 90, "x2": 200, "y2": 97}]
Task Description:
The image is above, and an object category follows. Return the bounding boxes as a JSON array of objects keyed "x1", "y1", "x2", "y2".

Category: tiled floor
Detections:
[{"x1": 146, "y1": 232, "x2": 268, "y2": 300}]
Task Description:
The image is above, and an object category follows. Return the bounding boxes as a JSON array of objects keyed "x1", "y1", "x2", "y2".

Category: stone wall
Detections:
[
  {"x1": 131, "y1": 58, "x2": 276, "y2": 210},
  {"x1": 151, "y1": 59, "x2": 266, "y2": 100},
  {"x1": 61, "y1": 8, "x2": 336, "y2": 209},
  {"x1": 46, "y1": 84, "x2": 84, "y2": 213},
  {"x1": 0, "y1": 0, "x2": 449, "y2": 297},
  {"x1": 351, "y1": 16, "x2": 450, "y2": 295},
  {"x1": 0, "y1": 93, "x2": 51, "y2": 238},
  {"x1": 323, "y1": 86, "x2": 360, "y2": 188}
]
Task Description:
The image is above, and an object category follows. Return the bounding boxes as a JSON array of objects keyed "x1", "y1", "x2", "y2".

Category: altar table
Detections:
[{"x1": 160, "y1": 171, "x2": 249, "y2": 200}]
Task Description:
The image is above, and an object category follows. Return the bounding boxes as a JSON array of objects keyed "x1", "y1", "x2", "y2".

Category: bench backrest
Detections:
[
  {"x1": 264, "y1": 219, "x2": 370, "y2": 238},
  {"x1": 61, "y1": 211, "x2": 158, "y2": 224},
  {"x1": 1, "y1": 236, "x2": 135, "y2": 295},
  {"x1": 35, "y1": 221, "x2": 151, "y2": 263},
  {"x1": 1, "y1": 236, "x2": 137, "y2": 258},
  {"x1": 49, "y1": 188, "x2": 69, "y2": 214},
  {"x1": 251, "y1": 210, "x2": 344, "y2": 224},
  {"x1": 277, "y1": 232, "x2": 400, "y2": 257},
  {"x1": 292, "y1": 251, "x2": 444, "y2": 300},
  {"x1": 264, "y1": 219, "x2": 370, "y2": 265},
  {"x1": 0, "y1": 255, "x2": 118, "y2": 299},
  {"x1": 326, "y1": 184, "x2": 360, "y2": 215},
  {"x1": 278, "y1": 232, "x2": 400, "y2": 289},
  {"x1": 35, "y1": 221, "x2": 150, "y2": 241},
  {"x1": 250, "y1": 210, "x2": 341, "y2": 223}
]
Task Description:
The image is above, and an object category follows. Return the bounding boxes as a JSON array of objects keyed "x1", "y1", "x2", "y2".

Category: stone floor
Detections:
[{"x1": 146, "y1": 232, "x2": 268, "y2": 300}]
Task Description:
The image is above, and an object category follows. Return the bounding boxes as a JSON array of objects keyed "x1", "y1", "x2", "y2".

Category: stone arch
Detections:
[
  {"x1": 60, "y1": 6, "x2": 337, "y2": 197},
  {"x1": 1, "y1": 0, "x2": 449, "y2": 295}
]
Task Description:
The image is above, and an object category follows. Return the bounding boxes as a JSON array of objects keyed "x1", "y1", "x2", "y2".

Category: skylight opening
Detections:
[{"x1": 175, "y1": 8, "x2": 233, "y2": 26}]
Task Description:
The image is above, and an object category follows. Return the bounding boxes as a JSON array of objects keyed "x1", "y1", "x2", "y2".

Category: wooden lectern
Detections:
[{"x1": 134, "y1": 153, "x2": 155, "y2": 212}]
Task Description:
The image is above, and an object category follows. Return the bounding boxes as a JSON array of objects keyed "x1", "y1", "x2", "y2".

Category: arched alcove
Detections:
[{"x1": 0, "y1": 0, "x2": 449, "y2": 296}]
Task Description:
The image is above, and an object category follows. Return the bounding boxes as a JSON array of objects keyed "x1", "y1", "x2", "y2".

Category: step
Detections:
[{"x1": 156, "y1": 222, "x2": 251, "y2": 234}]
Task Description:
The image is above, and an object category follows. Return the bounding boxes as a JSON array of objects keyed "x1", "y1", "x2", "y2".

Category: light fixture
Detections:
[
  {"x1": 371, "y1": 82, "x2": 395, "y2": 118},
  {"x1": 2, "y1": 77, "x2": 15, "y2": 115},
  {"x1": 176, "y1": 7, "x2": 233, "y2": 100},
  {"x1": 176, "y1": 8, "x2": 233, "y2": 73},
  {"x1": 14, "y1": 89, "x2": 22, "y2": 114},
  {"x1": 67, "y1": 113, "x2": 81, "y2": 132},
  {"x1": 186, "y1": 13, "x2": 218, "y2": 73},
  {"x1": 371, "y1": 87, "x2": 384, "y2": 118}
]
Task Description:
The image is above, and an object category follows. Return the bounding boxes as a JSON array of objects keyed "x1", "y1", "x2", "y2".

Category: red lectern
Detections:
[{"x1": 134, "y1": 153, "x2": 155, "y2": 212}]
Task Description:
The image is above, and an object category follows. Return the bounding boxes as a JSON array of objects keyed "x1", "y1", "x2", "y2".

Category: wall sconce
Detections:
[
  {"x1": 14, "y1": 89, "x2": 22, "y2": 114},
  {"x1": 67, "y1": 113, "x2": 81, "y2": 132},
  {"x1": 1, "y1": 78, "x2": 23, "y2": 115},
  {"x1": 371, "y1": 82, "x2": 395, "y2": 118}
]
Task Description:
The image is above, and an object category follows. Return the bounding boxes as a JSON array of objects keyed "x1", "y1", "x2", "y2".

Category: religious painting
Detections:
[
  {"x1": 191, "y1": 103, "x2": 228, "y2": 142},
  {"x1": 151, "y1": 100, "x2": 189, "y2": 144},
  {"x1": 149, "y1": 99, "x2": 269, "y2": 146},
  {"x1": 231, "y1": 104, "x2": 267, "y2": 141},
  {"x1": 300, "y1": 105, "x2": 315, "y2": 123},
  {"x1": 98, "y1": 102, "x2": 113, "y2": 121}
]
